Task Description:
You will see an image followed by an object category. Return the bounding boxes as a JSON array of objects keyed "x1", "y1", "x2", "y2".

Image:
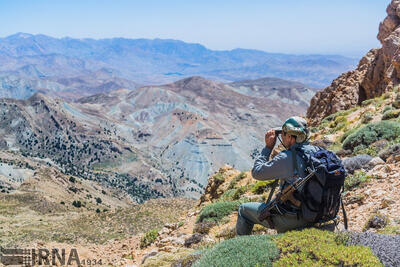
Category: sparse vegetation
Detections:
[
  {"x1": 344, "y1": 170, "x2": 371, "y2": 191},
  {"x1": 251, "y1": 180, "x2": 277, "y2": 194},
  {"x1": 382, "y1": 109, "x2": 400, "y2": 120},
  {"x1": 213, "y1": 173, "x2": 225, "y2": 183},
  {"x1": 72, "y1": 200, "x2": 82, "y2": 208},
  {"x1": 194, "y1": 235, "x2": 279, "y2": 267},
  {"x1": 382, "y1": 105, "x2": 393, "y2": 113},
  {"x1": 273, "y1": 228, "x2": 382, "y2": 266},
  {"x1": 140, "y1": 228, "x2": 159, "y2": 249},
  {"x1": 196, "y1": 201, "x2": 241, "y2": 224},
  {"x1": 342, "y1": 121, "x2": 400, "y2": 150},
  {"x1": 227, "y1": 172, "x2": 247, "y2": 189},
  {"x1": 361, "y1": 111, "x2": 374, "y2": 124}
]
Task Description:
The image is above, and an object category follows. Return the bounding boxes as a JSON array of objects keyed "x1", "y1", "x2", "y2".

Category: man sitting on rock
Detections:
[{"x1": 236, "y1": 116, "x2": 319, "y2": 234}]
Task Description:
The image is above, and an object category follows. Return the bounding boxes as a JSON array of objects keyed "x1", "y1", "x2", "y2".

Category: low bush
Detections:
[
  {"x1": 193, "y1": 235, "x2": 279, "y2": 267},
  {"x1": 196, "y1": 201, "x2": 241, "y2": 223},
  {"x1": 219, "y1": 189, "x2": 236, "y2": 201},
  {"x1": 193, "y1": 221, "x2": 216, "y2": 234},
  {"x1": 378, "y1": 225, "x2": 400, "y2": 235},
  {"x1": 353, "y1": 144, "x2": 378, "y2": 156},
  {"x1": 340, "y1": 126, "x2": 360, "y2": 143},
  {"x1": 140, "y1": 228, "x2": 159, "y2": 249},
  {"x1": 382, "y1": 105, "x2": 393, "y2": 113},
  {"x1": 382, "y1": 109, "x2": 400, "y2": 120},
  {"x1": 361, "y1": 99, "x2": 375, "y2": 106},
  {"x1": 273, "y1": 228, "x2": 382, "y2": 266},
  {"x1": 227, "y1": 172, "x2": 247, "y2": 189},
  {"x1": 361, "y1": 112, "x2": 374, "y2": 124},
  {"x1": 363, "y1": 213, "x2": 390, "y2": 231},
  {"x1": 251, "y1": 180, "x2": 277, "y2": 194},
  {"x1": 215, "y1": 226, "x2": 236, "y2": 240},
  {"x1": 232, "y1": 186, "x2": 248, "y2": 200},
  {"x1": 72, "y1": 200, "x2": 82, "y2": 208},
  {"x1": 344, "y1": 170, "x2": 371, "y2": 191},
  {"x1": 213, "y1": 173, "x2": 225, "y2": 183},
  {"x1": 143, "y1": 248, "x2": 195, "y2": 267},
  {"x1": 342, "y1": 121, "x2": 400, "y2": 150}
]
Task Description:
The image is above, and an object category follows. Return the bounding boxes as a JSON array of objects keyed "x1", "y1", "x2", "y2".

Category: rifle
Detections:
[{"x1": 258, "y1": 167, "x2": 316, "y2": 228}]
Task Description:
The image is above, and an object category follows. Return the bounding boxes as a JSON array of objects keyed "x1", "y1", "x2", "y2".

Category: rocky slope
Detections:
[
  {"x1": 307, "y1": 0, "x2": 400, "y2": 125},
  {"x1": 0, "y1": 75, "x2": 312, "y2": 200},
  {"x1": 69, "y1": 76, "x2": 309, "y2": 198},
  {"x1": 0, "y1": 93, "x2": 173, "y2": 202}
]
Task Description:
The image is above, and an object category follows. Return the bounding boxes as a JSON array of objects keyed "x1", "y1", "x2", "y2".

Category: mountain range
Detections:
[{"x1": 0, "y1": 33, "x2": 358, "y2": 100}]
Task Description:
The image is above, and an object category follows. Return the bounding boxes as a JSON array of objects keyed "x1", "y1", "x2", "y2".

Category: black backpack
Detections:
[{"x1": 292, "y1": 146, "x2": 348, "y2": 228}]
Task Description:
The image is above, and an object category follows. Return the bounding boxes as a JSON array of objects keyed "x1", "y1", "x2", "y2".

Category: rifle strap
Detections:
[
  {"x1": 266, "y1": 180, "x2": 278, "y2": 203},
  {"x1": 340, "y1": 194, "x2": 348, "y2": 230}
]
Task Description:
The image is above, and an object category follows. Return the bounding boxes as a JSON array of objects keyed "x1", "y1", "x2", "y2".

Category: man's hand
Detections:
[{"x1": 265, "y1": 129, "x2": 277, "y2": 149}]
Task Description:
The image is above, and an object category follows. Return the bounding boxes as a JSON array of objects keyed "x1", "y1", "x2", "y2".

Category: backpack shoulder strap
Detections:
[{"x1": 291, "y1": 146, "x2": 300, "y2": 175}]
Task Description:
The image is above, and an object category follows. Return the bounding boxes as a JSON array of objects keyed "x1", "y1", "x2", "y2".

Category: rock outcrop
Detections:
[{"x1": 307, "y1": 0, "x2": 400, "y2": 125}]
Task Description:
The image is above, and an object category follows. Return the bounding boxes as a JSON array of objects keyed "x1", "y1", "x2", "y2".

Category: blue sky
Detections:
[{"x1": 0, "y1": 0, "x2": 391, "y2": 58}]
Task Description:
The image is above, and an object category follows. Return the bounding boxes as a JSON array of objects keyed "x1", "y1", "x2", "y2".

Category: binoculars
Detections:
[{"x1": 272, "y1": 127, "x2": 282, "y2": 135}]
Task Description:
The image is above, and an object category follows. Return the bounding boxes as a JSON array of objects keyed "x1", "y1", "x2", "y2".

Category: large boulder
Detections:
[{"x1": 343, "y1": 154, "x2": 373, "y2": 174}]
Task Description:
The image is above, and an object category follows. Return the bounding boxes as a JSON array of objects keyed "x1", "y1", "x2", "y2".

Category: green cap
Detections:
[{"x1": 282, "y1": 116, "x2": 309, "y2": 143}]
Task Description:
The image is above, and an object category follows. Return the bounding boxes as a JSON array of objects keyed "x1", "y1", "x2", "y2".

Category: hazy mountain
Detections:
[
  {"x1": 0, "y1": 67, "x2": 141, "y2": 100},
  {"x1": 228, "y1": 77, "x2": 318, "y2": 106},
  {"x1": 0, "y1": 33, "x2": 357, "y2": 89}
]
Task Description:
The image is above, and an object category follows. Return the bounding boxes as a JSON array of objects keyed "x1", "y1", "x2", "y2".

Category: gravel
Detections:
[{"x1": 347, "y1": 231, "x2": 400, "y2": 267}]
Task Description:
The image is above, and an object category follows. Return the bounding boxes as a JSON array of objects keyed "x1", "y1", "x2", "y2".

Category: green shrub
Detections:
[
  {"x1": 382, "y1": 109, "x2": 400, "y2": 120},
  {"x1": 219, "y1": 189, "x2": 236, "y2": 201},
  {"x1": 213, "y1": 173, "x2": 225, "y2": 183},
  {"x1": 193, "y1": 235, "x2": 279, "y2": 267},
  {"x1": 72, "y1": 200, "x2": 82, "y2": 208},
  {"x1": 382, "y1": 105, "x2": 393, "y2": 113},
  {"x1": 140, "y1": 228, "x2": 159, "y2": 249},
  {"x1": 378, "y1": 225, "x2": 400, "y2": 235},
  {"x1": 69, "y1": 176, "x2": 76, "y2": 183},
  {"x1": 273, "y1": 228, "x2": 382, "y2": 267},
  {"x1": 363, "y1": 213, "x2": 390, "y2": 231},
  {"x1": 328, "y1": 115, "x2": 347, "y2": 129},
  {"x1": 353, "y1": 144, "x2": 378, "y2": 156},
  {"x1": 143, "y1": 248, "x2": 195, "y2": 267},
  {"x1": 196, "y1": 201, "x2": 241, "y2": 223},
  {"x1": 228, "y1": 172, "x2": 247, "y2": 189},
  {"x1": 251, "y1": 180, "x2": 277, "y2": 194},
  {"x1": 344, "y1": 170, "x2": 371, "y2": 191},
  {"x1": 232, "y1": 186, "x2": 248, "y2": 200},
  {"x1": 95, "y1": 197, "x2": 102, "y2": 204},
  {"x1": 361, "y1": 112, "x2": 374, "y2": 124},
  {"x1": 361, "y1": 99, "x2": 375, "y2": 106},
  {"x1": 321, "y1": 113, "x2": 337, "y2": 124},
  {"x1": 340, "y1": 127, "x2": 359, "y2": 143},
  {"x1": 342, "y1": 121, "x2": 400, "y2": 150}
]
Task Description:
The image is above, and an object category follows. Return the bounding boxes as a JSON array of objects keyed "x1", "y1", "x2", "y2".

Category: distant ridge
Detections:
[{"x1": 0, "y1": 33, "x2": 357, "y2": 89}]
